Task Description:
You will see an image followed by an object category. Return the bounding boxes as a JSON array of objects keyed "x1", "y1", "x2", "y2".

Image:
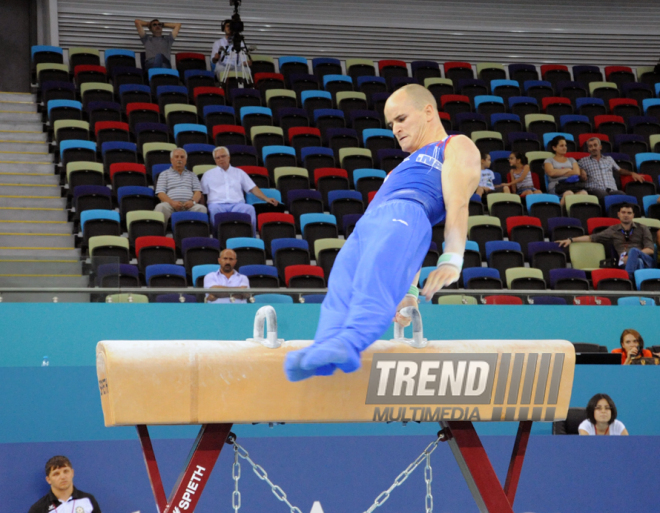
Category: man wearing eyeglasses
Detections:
[
  {"x1": 135, "y1": 18, "x2": 182, "y2": 70},
  {"x1": 557, "y1": 203, "x2": 655, "y2": 277}
]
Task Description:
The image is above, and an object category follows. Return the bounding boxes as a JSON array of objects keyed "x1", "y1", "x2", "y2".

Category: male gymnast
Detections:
[{"x1": 285, "y1": 84, "x2": 481, "y2": 381}]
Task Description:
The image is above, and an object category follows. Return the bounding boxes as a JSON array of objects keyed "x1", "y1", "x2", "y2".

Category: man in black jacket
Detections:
[{"x1": 28, "y1": 456, "x2": 101, "y2": 513}]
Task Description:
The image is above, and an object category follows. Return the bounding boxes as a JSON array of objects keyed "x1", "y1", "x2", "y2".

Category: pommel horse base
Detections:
[{"x1": 97, "y1": 307, "x2": 575, "y2": 513}]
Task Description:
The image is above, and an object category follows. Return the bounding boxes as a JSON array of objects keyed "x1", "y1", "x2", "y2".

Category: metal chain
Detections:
[
  {"x1": 363, "y1": 434, "x2": 443, "y2": 513},
  {"x1": 425, "y1": 453, "x2": 433, "y2": 513},
  {"x1": 232, "y1": 440, "x2": 303, "y2": 513},
  {"x1": 232, "y1": 444, "x2": 241, "y2": 513}
]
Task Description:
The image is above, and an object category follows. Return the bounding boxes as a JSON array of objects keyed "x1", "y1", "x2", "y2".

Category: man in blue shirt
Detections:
[{"x1": 285, "y1": 84, "x2": 481, "y2": 381}]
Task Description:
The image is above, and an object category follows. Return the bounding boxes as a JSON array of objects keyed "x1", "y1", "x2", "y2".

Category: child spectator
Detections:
[
  {"x1": 507, "y1": 151, "x2": 541, "y2": 198},
  {"x1": 475, "y1": 151, "x2": 510, "y2": 197}
]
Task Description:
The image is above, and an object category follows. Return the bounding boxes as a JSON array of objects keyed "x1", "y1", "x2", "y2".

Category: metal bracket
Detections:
[
  {"x1": 247, "y1": 305, "x2": 283, "y2": 348},
  {"x1": 392, "y1": 307, "x2": 427, "y2": 348}
]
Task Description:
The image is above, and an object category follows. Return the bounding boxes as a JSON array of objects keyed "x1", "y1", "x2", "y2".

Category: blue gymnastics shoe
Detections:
[
  {"x1": 300, "y1": 338, "x2": 362, "y2": 374},
  {"x1": 284, "y1": 347, "x2": 337, "y2": 382}
]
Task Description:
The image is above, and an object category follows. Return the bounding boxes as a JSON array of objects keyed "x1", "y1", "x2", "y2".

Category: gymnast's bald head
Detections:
[{"x1": 384, "y1": 84, "x2": 445, "y2": 153}]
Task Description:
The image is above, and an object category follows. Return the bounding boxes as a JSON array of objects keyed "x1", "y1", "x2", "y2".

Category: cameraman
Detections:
[{"x1": 210, "y1": 19, "x2": 251, "y2": 81}]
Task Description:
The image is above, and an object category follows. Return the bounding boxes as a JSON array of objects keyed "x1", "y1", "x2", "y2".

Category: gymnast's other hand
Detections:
[
  {"x1": 393, "y1": 294, "x2": 417, "y2": 327},
  {"x1": 421, "y1": 265, "x2": 460, "y2": 301}
]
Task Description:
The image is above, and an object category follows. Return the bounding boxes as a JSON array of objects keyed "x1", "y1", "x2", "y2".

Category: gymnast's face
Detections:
[{"x1": 384, "y1": 91, "x2": 431, "y2": 153}]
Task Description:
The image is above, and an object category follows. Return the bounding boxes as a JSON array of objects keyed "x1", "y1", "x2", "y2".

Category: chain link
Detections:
[
  {"x1": 232, "y1": 440, "x2": 303, "y2": 513},
  {"x1": 362, "y1": 434, "x2": 442, "y2": 513},
  {"x1": 232, "y1": 445, "x2": 241, "y2": 512},
  {"x1": 425, "y1": 453, "x2": 433, "y2": 513}
]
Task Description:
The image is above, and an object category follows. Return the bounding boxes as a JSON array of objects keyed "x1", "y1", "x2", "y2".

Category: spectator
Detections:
[
  {"x1": 578, "y1": 137, "x2": 643, "y2": 201},
  {"x1": 612, "y1": 328, "x2": 653, "y2": 365},
  {"x1": 475, "y1": 151, "x2": 510, "y2": 197},
  {"x1": 507, "y1": 151, "x2": 541, "y2": 198},
  {"x1": 28, "y1": 455, "x2": 101, "y2": 513},
  {"x1": 210, "y1": 20, "x2": 251, "y2": 82},
  {"x1": 204, "y1": 249, "x2": 250, "y2": 303},
  {"x1": 557, "y1": 203, "x2": 655, "y2": 276},
  {"x1": 154, "y1": 148, "x2": 208, "y2": 226},
  {"x1": 543, "y1": 135, "x2": 588, "y2": 206},
  {"x1": 578, "y1": 393, "x2": 628, "y2": 435},
  {"x1": 134, "y1": 18, "x2": 181, "y2": 70},
  {"x1": 201, "y1": 146, "x2": 279, "y2": 231}
]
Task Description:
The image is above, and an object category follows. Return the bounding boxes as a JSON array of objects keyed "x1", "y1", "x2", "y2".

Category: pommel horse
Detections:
[{"x1": 97, "y1": 306, "x2": 575, "y2": 513}]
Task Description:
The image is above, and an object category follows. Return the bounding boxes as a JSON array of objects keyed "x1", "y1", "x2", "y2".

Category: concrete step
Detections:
[
  {"x1": 0, "y1": 233, "x2": 75, "y2": 248},
  {"x1": 0, "y1": 111, "x2": 41, "y2": 123},
  {"x1": 0, "y1": 141, "x2": 50, "y2": 153},
  {"x1": 0, "y1": 92, "x2": 36, "y2": 103},
  {"x1": 0, "y1": 184, "x2": 61, "y2": 197},
  {"x1": 0, "y1": 101, "x2": 37, "y2": 113},
  {"x1": 0, "y1": 122, "x2": 44, "y2": 132},
  {"x1": 0, "y1": 259, "x2": 82, "y2": 275},
  {"x1": 0, "y1": 162, "x2": 56, "y2": 173},
  {"x1": 0, "y1": 151, "x2": 52, "y2": 163},
  {"x1": 0, "y1": 130, "x2": 47, "y2": 142},
  {"x1": 0, "y1": 173, "x2": 58, "y2": 185},
  {"x1": 0, "y1": 196, "x2": 66, "y2": 208},
  {"x1": 0, "y1": 221, "x2": 72, "y2": 234},
  {"x1": 0, "y1": 207, "x2": 67, "y2": 222},
  {"x1": 0, "y1": 247, "x2": 80, "y2": 258},
  {"x1": 0, "y1": 275, "x2": 90, "y2": 302}
]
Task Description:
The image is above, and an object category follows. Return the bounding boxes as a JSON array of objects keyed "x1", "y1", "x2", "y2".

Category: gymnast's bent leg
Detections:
[
  {"x1": 285, "y1": 200, "x2": 431, "y2": 380},
  {"x1": 284, "y1": 226, "x2": 362, "y2": 380}
]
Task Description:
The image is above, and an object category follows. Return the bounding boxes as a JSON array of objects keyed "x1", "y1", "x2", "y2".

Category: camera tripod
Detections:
[{"x1": 219, "y1": 38, "x2": 253, "y2": 89}]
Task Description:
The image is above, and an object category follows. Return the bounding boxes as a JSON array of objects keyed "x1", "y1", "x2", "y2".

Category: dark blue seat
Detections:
[
  {"x1": 145, "y1": 264, "x2": 187, "y2": 287},
  {"x1": 603, "y1": 194, "x2": 639, "y2": 217},
  {"x1": 508, "y1": 131, "x2": 540, "y2": 152},
  {"x1": 390, "y1": 76, "x2": 418, "y2": 91},
  {"x1": 342, "y1": 213, "x2": 362, "y2": 237},
  {"x1": 301, "y1": 294, "x2": 326, "y2": 303},
  {"x1": 274, "y1": 107, "x2": 309, "y2": 126},
  {"x1": 462, "y1": 267, "x2": 502, "y2": 289},
  {"x1": 375, "y1": 148, "x2": 408, "y2": 170},
  {"x1": 484, "y1": 240, "x2": 522, "y2": 261},
  {"x1": 549, "y1": 268, "x2": 589, "y2": 290},
  {"x1": 155, "y1": 293, "x2": 197, "y2": 303},
  {"x1": 239, "y1": 264, "x2": 278, "y2": 279}
]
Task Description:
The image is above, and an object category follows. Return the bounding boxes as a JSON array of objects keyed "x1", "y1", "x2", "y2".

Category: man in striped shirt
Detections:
[{"x1": 154, "y1": 147, "x2": 208, "y2": 225}]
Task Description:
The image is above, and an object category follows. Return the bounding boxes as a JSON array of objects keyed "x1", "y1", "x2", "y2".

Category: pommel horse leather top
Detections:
[{"x1": 97, "y1": 338, "x2": 575, "y2": 426}]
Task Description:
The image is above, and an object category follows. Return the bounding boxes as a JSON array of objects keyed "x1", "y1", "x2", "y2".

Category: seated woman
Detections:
[
  {"x1": 612, "y1": 328, "x2": 653, "y2": 365},
  {"x1": 579, "y1": 393, "x2": 628, "y2": 436},
  {"x1": 507, "y1": 152, "x2": 541, "y2": 198},
  {"x1": 543, "y1": 135, "x2": 588, "y2": 207}
]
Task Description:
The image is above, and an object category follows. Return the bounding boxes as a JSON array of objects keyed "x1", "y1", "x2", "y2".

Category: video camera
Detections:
[{"x1": 226, "y1": 0, "x2": 246, "y2": 54}]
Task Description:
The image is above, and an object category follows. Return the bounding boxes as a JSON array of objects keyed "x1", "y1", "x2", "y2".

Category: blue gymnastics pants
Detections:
[{"x1": 285, "y1": 199, "x2": 432, "y2": 381}]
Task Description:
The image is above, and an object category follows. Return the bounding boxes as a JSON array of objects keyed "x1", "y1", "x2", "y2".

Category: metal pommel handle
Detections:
[
  {"x1": 393, "y1": 307, "x2": 427, "y2": 348},
  {"x1": 248, "y1": 305, "x2": 283, "y2": 348}
]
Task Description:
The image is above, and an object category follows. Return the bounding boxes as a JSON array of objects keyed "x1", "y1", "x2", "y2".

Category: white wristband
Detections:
[{"x1": 437, "y1": 252, "x2": 464, "y2": 271}]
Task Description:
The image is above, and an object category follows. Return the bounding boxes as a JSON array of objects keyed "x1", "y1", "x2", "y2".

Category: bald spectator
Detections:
[
  {"x1": 578, "y1": 137, "x2": 645, "y2": 201},
  {"x1": 204, "y1": 249, "x2": 250, "y2": 303},
  {"x1": 201, "y1": 146, "x2": 279, "y2": 232},
  {"x1": 134, "y1": 18, "x2": 181, "y2": 70},
  {"x1": 154, "y1": 148, "x2": 207, "y2": 225}
]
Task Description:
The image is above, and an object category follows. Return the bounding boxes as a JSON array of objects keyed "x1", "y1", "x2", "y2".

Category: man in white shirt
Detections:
[
  {"x1": 201, "y1": 146, "x2": 279, "y2": 232},
  {"x1": 204, "y1": 249, "x2": 250, "y2": 303}
]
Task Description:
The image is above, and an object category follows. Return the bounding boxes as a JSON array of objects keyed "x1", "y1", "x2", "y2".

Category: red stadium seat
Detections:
[
  {"x1": 484, "y1": 295, "x2": 523, "y2": 305},
  {"x1": 284, "y1": 264, "x2": 325, "y2": 287}
]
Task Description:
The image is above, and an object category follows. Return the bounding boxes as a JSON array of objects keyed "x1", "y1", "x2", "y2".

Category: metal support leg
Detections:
[
  {"x1": 137, "y1": 425, "x2": 168, "y2": 513},
  {"x1": 441, "y1": 420, "x2": 532, "y2": 513},
  {"x1": 503, "y1": 420, "x2": 532, "y2": 505},
  {"x1": 137, "y1": 423, "x2": 234, "y2": 513}
]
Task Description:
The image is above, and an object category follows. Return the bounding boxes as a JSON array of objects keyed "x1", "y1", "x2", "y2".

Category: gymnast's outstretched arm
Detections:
[{"x1": 421, "y1": 135, "x2": 481, "y2": 300}]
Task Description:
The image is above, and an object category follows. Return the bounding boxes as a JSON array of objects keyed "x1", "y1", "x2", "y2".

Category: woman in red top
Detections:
[{"x1": 611, "y1": 328, "x2": 652, "y2": 364}]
